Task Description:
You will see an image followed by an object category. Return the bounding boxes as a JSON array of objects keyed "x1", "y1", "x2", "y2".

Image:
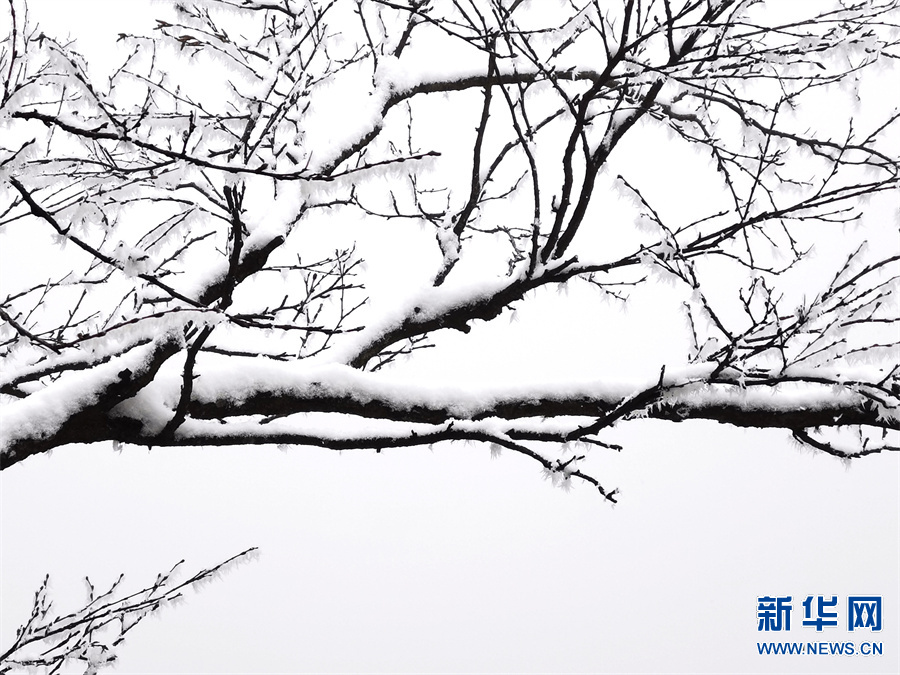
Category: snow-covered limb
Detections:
[
  {"x1": 136, "y1": 360, "x2": 891, "y2": 430},
  {"x1": 0, "y1": 332, "x2": 182, "y2": 469},
  {"x1": 3, "y1": 357, "x2": 897, "y2": 473},
  {"x1": 341, "y1": 258, "x2": 584, "y2": 367}
]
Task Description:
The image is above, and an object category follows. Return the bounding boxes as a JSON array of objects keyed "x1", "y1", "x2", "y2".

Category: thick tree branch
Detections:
[{"x1": 1, "y1": 333, "x2": 182, "y2": 469}]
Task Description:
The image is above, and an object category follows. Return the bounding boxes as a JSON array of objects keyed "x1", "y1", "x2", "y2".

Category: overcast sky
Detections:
[{"x1": 1, "y1": 1, "x2": 898, "y2": 674}]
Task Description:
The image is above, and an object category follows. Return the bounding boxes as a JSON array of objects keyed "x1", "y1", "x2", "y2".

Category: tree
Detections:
[{"x1": 1, "y1": 0, "x2": 898, "y2": 499}]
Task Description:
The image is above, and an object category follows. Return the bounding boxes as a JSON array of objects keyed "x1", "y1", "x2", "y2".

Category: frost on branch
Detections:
[
  {"x1": 0, "y1": 0, "x2": 898, "y2": 489},
  {"x1": 0, "y1": 548, "x2": 257, "y2": 674}
]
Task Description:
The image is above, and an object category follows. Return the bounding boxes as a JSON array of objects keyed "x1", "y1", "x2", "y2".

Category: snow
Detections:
[
  {"x1": 322, "y1": 266, "x2": 523, "y2": 366},
  {"x1": 182, "y1": 359, "x2": 723, "y2": 423},
  {"x1": 111, "y1": 241, "x2": 154, "y2": 277},
  {"x1": 108, "y1": 376, "x2": 179, "y2": 437},
  {"x1": 374, "y1": 55, "x2": 418, "y2": 95},
  {"x1": 1, "y1": 336, "x2": 179, "y2": 458},
  {"x1": 662, "y1": 378, "x2": 865, "y2": 413}
]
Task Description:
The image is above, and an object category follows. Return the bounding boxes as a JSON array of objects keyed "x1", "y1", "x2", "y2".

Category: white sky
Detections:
[{"x1": 1, "y1": 1, "x2": 898, "y2": 674}]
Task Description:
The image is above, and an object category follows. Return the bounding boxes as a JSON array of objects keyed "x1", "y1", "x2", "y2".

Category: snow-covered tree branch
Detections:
[{"x1": 1, "y1": 0, "x2": 898, "y2": 498}]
